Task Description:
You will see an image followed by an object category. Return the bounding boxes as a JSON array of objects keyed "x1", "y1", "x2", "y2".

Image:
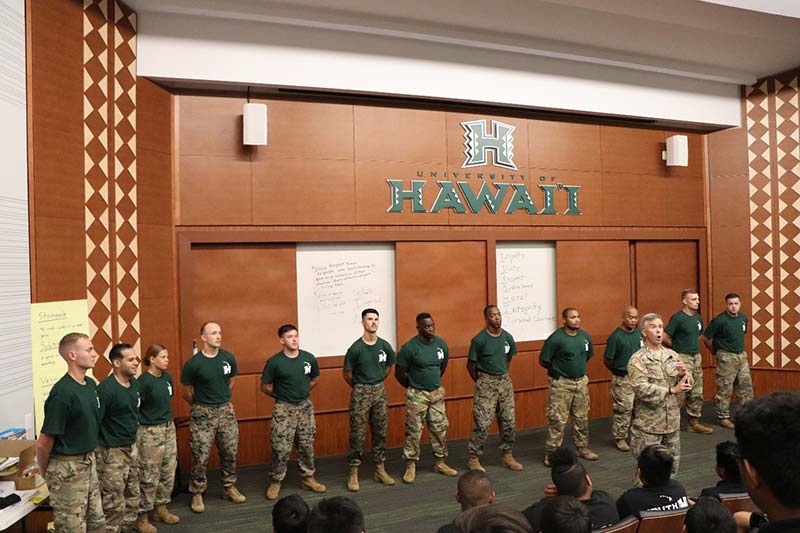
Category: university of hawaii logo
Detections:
[
  {"x1": 167, "y1": 383, "x2": 173, "y2": 397},
  {"x1": 378, "y1": 350, "x2": 387, "y2": 363},
  {"x1": 304, "y1": 362, "x2": 312, "y2": 375},
  {"x1": 640, "y1": 338, "x2": 644, "y2": 348},
  {"x1": 436, "y1": 347, "x2": 445, "y2": 360},
  {"x1": 504, "y1": 341, "x2": 511, "y2": 354},
  {"x1": 584, "y1": 340, "x2": 589, "y2": 352},
  {"x1": 742, "y1": 323, "x2": 746, "y2": 332},
  {"x1": 137, "y1": 392, "x2": 141, "y2": 408},
  {"x1": 697, "y1": 322, "x2": 702, "y2": 331},
  {"x1": 461, "y1": 119, "x2": 517, "y2": 170},
  {"x1": 222, "y1": 361, "x2": 232, "y2": 375}
]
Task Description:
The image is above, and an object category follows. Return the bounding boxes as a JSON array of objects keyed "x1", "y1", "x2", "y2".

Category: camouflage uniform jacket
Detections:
[{"x1": 627, "y1": 345, "x2": 682, "y2": 434}]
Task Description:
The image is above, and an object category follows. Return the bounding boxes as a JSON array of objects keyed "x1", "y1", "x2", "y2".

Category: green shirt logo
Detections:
[
  {"x1": 437, "y1": 347, "x2": 445, "y2": 360},
  {"x1": 378, "y1": 350, "x2": 387, "y2": 363},
  {"x1": 303, "y1": 361, "x2": 311, "y2": 375},
  {"x1": 504, "y1": 341, "x2": 510, "y2": 354},
  {"x1": 223, "y1": 361, "x2": 232, "y2": 375}
]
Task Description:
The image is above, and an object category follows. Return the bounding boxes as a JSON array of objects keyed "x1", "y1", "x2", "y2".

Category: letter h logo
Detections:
[{"x1": 461, "y1": 119, "x2": 517, "y2": 170}]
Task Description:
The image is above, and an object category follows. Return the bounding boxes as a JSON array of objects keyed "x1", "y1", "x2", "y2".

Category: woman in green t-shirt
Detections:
[{"x1": 136, "y1": 344, "x2": 180, "y2": 528}]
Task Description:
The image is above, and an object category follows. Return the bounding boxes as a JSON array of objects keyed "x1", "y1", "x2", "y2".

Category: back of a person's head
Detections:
[
  {"x1": 539, "y1": 496, "x2": 591, "y2": 533},
  {"x1": 715, "y1": 441, "x2": 741, "y2": 481},
  {"x1": 306, "y1": 496, "x2": 364, "y2": 533},
  {"x1": 549, "y1": 447, "x2": 589, "y2": 497},
  {"x1": 453, "y1": 503, "x2": 533, "y2": 533},
  {"x1": 271, "y1": 494, "x2": 309, "y2": 533},
  {"x1": 734, "y1": 391, "x2": 800, "y2": 508},
  {"x1": 637, "y1": 444, "x2": 673, "y2": 487},
  {"x1": 684, "y1": 497, "x2": 736, "y2": 533},
  {"x1": 457, "y1": 470, "x2": 494, "y2": 510}
]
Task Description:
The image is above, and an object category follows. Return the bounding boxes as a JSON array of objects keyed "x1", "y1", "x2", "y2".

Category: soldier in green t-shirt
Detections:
[
  {"x1": 343, "y1": 308, "x2": 396, "y2": 491},
  {"x1": 466, "y1": 305, "x2": 522, "y2": 472},
  {"x1": 36, "y1": 332, "x2": 105, "y2": 533},
  {"x1": 664, "y1": 289, "x2": 714, "y2": 434},
  {"x1": 96, "y1": 343, "x2": 142, "y2": 532},
  {"x1": 539, "y1": 308, "x2": 599, "y2": 465},
  {"x1": 262, "y1": 324, "x2": 326, "y2": 500},
  {"x1": 702, "y1": 293, "x2": 754, "y2": 429},
  {"x1": 603, "y1": 306, "x2": 644, "y2": 452},
  {"x1": 135, "y1": 343, "x2": 180, "y2": 528},
  {"x1": 180, "y1": 321, "x2": 246, "y2": 513},
  {"x1": 395, "y1": 313, "x2": 458, "y2": 483}
]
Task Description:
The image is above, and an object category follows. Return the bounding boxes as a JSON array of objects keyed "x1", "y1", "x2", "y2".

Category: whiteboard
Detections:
[
  {"x1": 296, "y1": 243, "x2": 396, "y2": 357},
  {"x1": 496, "y1": 242, "x2": 557, "y2": 341}
]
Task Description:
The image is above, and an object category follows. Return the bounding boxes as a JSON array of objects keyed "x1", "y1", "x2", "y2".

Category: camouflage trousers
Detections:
[
  {"x1": 46, "y1": 451, "x2": 105, "y2": 533},
  {"x1": 189, "y1": 402, "x2": 238, "y2": 493},
  {"x1": 545, "y1": 375, "x2": 590, "y2": 453},
  {"x1": 96, "y1": 444, "x2": 140, "y2": 532},
  {"x1": 676, "y1": 353, "x2": 704, "y2": 418},
  {"x1": 270, "y1": 399, "x2": 316, "y2": 482},
  {"x1": 610, "y1": 374, "x2": 634, "y2": 440},
  {"x1": 468, "y1": 373, "x2": 516, "y2": 456},
  {"x1": 715, "y1": 350, "x2": 754, "y2": 420},
  {"x1": 136, "y1": 421, "x2": 177, "y2": 512},
  {"x1": 348, "y1": 383, "x2": 389, "y2": 466},
  {"x1": 629, "y1": 426, "x2": 681, "y2": 486},
  {"x1": 403, "y1": 386, "x2": 449, "y2": 461}
]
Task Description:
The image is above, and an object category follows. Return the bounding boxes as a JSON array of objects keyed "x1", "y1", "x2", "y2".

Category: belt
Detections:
[
  {"x1": 142, "y1": 420, "x2": 174, "y2": 428},
  {"x1": 354, "y1": 382, "x2": 385, "y2": 387},
  {"x1": 194, "y1": 401, "x2": 229, "y2": 408},
  {"x1": 52, "y1": 451, "x2": 93, "y2": 461},
  {"x1": 478, "y1": 372, "x2": 509, "y2": 379}
]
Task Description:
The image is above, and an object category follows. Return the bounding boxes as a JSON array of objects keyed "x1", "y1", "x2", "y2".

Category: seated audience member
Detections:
[
  {"x1": 685, "y1": 496, "x2": 737, "y2": 533},
  {"x1": 733, "y1": 511, "x2": 768, "y2": 533},
  {"x1": 523, "y1": 447, "x2": 618, "y2": 530},
  {"x1": 306, "y1": 496, "x2": 365, "y2": 533},
  {"x1": 699, "y1": 441, "x2": 747, "y2": 498},
  {"x1": 539, "y1": 496, "x2": 591, "y2": 533},
  {"x1": 438, "y1": 470, "x2": 496, "y2": 533},
  {"x1": 272, "y1": 494, "x2": 309, "y2": 533},
  {"x1": 734, "y1": 391, "x2": 800, "y2": 533},
  {"x1": 616, "y1": 444, "x2": 689, "y2": 518},
  {"x1": 454, "y1": 504, "x2": 533, "y2": 533}
]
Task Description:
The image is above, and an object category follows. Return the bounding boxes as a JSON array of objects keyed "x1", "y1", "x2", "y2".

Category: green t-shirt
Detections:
[
  {"x1": 137, "y1": 371, "x2": 175, "y2": 425},
  {"x1": 665, "y1": 311, "x2": 704, "y2": 354},
  {"x1": 97, "y1": 375, "x2": 140, "y2": 448},
  {"x1": 603, "y1": 327, "x2": 644, "y2": 376},
  {"x1": 180, "y1": 349, "x2": 238, "y2": 405},
  {"x1": 468, "y1": 329, "x2": 517, "y2": 375},
  {"x1": 397, "y1": 335, "x2": 449, "y2": 391},
  {"x1": 704, "y1": 311, "x2": 747, "y2": 353},
  {"x1": 261, "y1": 350, "x2": 320, "y2": 404},
  {"x1": 539, "y1": 328, "x2": 594, "y2": 379},
  {"x1": 41, "y1": 373, "x2": 100, "y2": 455},
  {"x1": 343, "y1": 337, "x2": 396, "y2": 384}
]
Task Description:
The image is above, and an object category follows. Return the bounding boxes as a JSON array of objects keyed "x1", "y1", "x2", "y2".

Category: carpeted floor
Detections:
[{"x1": 163, "y1": 402, "x2": 735, "y2": 532}]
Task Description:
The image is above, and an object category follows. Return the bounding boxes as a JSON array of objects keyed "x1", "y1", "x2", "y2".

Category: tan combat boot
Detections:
[
  {"x1": 688, "y1": 417, "x2": 714, "y2": 434},
  {"x1": 501, "y1": 451, "x2": 523, "y2": 471},
  {"x1": 467, "y1": 454, "x2": 485, "y2": 472},
  {"x1": 134, "y1": 512, "x2": 157, "y2": 533},
  {"x1": 301, "y1": 476, "x2": 327, "y2": 493},
  {"x1": 265, "y1": 481, "x2": 281, "y2": 500},
  {"x1": 543, "y1": 454, "x2": 551, "y2": 467},
  {"x1": 719, "y1": 418, "x2": 735, "y2": 430},
  {"x1": 373, "y1": 463, "x2": 396, "y2": 486},
  {"x1": 347, "y1": 466, "x2": 360, "y2": 492},
  {"x1": 402, "y1": 460, "x2": 416, "y2": 484},
  {"x1": 152, "y1": 505, "x2": 180, "y2": 524},
  {"x1": 190, "y1": 493, "x2": 204, "y2": 513},
  {"x1": 223, "y1": 485, "x2": 246, "y2": 503},
  {"x1": 577, "y1": 448, "x2": 599, "y2": 461},
  {"x1": 433, "y1": 458, "x2": 458, "y2": 477},
  {"x1": 615, "y1": 439, "x2": 630, "y2": 452}
]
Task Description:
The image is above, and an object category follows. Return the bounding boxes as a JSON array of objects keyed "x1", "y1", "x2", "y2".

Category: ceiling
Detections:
[{"x1": 129, "y1": 0, "x2": 800, "y2": 86}]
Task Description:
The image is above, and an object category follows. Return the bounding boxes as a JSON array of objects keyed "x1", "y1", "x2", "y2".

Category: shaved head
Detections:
[{"x1": 457, "y1": 470, "x2": 495, "y2": 510}]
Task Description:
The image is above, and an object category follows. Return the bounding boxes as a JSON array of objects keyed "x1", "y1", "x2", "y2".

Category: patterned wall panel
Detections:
[
  {"x1": 746, "y1": 71, "x2": 800, "y2": 369},
  {"x1": 82, "y1": 0, "x2": 139, "y2": 360}
]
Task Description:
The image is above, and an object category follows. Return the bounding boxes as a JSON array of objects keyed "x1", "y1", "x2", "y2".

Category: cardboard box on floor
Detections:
[{"x1": 0, "y1": 440, "x2": 37, "y2": 490}]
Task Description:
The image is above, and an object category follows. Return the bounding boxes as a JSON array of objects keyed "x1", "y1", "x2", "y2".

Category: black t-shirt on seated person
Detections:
[
  {"x1": 524, "y1": 490, "x2": 619, "y2": 531},
  {"x1": 616, "y1": 479, "x2": 689, "y2": 519}
]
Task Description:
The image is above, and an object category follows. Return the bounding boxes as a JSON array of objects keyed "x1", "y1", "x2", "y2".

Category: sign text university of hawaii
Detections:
[{"x1": 386, "y1": 119, "x2": 582, "y2": 216}]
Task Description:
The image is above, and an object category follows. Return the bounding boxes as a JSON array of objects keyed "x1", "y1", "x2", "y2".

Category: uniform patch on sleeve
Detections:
[{"x1": 630, "y1": 358, "x2": 646, "y2": 372}]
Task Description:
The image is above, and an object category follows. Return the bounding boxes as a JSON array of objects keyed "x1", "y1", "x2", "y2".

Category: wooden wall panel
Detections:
[
  {"x1": 556, "y1": 241, "x2": 632, "y2": 343},
  {"x1": 601, "y1": 126, "x2": 666, "y2": 176},
  {"x1": 528, "y1": 169, "x2": 604, "y2": 226},
  {"x1": 178, "y1": 95, "x2": 249, "y2": 157},
  {"x1": 179, "y1": 156, "x2": 252, "y2": 225},
  {"x1": 354, "y1": 107, "x2": 446, "y2": 163},
  {"x1": 634, "y1": 241, "x2": 699, "y2": 320},
  {"x1": 188, "y1": 244, "x2": 297, "y2": 375},
  {"x1": 530, "y1": 121, "x2": 602, "y2": 172},
  {"x1": 395, "y1": 241, "x2": 487, "y2": 356},
  {"x1": 602, "y1": 173, "x2": 704, "y2": 227}
]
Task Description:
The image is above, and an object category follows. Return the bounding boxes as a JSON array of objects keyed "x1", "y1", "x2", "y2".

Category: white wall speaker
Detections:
[
  {"x1": 243, "y1": 103, "x2": 267, "y2": 145},
  {"x1": 662, "y1": 134, "x2": 688, "y2": 167}
]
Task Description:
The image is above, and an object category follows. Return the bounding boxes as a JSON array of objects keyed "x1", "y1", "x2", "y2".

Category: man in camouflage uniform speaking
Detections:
[
  {"x1": 466, "y1": 305, "x2": 523, "y2": 472},
  {"x1": 603, "y1": 306, "x2": 644, "y2": 452},
  {"x1": 343, "y1": 308, "x2": 396, "y2": 492},
  {"x1": 702, "y1": 293, "x2": 754, "y2": 429},
  {"x1": 395, "y1": 312, "x2": 458, "y2": 483},
  {"x1": 36, "y1": 332, "x2": 105, "y2": 533},
  {"x1": 539, "y1": 308, "x2": 599, "y2": 466},
  {"x1": 628, "y1": 313, "x2": 692, "y2": 480},
  {"x1": 262, "y1": 324, "x2": 327, "y2": 500},
  {"x1": 180, "y1": 321, "x2": 246, "y2": 513}
]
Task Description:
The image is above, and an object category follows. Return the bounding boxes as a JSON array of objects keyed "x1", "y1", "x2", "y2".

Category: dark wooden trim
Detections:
[{"x1": 25, "y1": 0, "x2": 37, "y2": 302}]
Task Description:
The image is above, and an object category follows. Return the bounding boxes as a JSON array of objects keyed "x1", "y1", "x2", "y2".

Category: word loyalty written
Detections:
[{"x1": 387, "y1": 180, "x2": 582, "y2": 215}]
